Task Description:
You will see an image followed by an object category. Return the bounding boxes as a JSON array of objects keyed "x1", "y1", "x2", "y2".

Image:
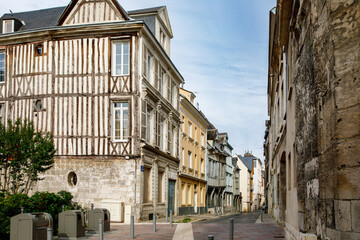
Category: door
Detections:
[
  {"x1": 194, "y1": 192, "x2": 198, "y2": 213},
  {"x1": 168, "y1": 180, "x2": 175, "y2": 214}
]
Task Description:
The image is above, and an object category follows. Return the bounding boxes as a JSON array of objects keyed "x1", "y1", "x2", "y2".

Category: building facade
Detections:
[
  {"x1": 178, "y1": 88, "x2": 208, "y2": 215},
  {"x1": 219, "y1": 133, "x2": 234, "y2": 213},
  {"x1": 252, "y1": 156, "x2": 263, "y2": 211},
  {"x1": 234, "y1": 154, "x2": 251, "y2": 212},
  {"x1": 266, "y1": 0, "x2": 360, "y2": 239},
  {"x1": 232, "y1": 157, "x2": 241, "y2": 212},
  {"x1": 206, "y1": 127, "x2": 227, "y2": 214},
  {"x1": 0, "y1": 0, "x2": 183, "y2": 222}
]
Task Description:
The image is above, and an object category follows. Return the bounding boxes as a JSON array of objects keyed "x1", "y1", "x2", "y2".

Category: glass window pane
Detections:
[
  {"x1": 123, "y1": 54, "x2": 129, "y2": 65},
  {"x1": 123, "y1": 109, "x2": 129, "y2": 138},
  {"x1": 122, "y1": 103, "x2": 129, "y2": 108},
  {"x1": 116, "y1": 44, "x2": 122, "y2": 54},
  {"x1": 114, "y1": 103, "x2": 122, "y2": 108},
  {"x1": 123, "y1": 65, "x2": 129, "y2": 75},
  {"x1": 123, "y1": 43, "x2": 129, "y2": 54}
]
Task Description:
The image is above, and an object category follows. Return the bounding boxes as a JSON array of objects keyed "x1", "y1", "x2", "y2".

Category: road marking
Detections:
[{"x1": 172, "y1": 223, "x2": 194, "y2": 240}]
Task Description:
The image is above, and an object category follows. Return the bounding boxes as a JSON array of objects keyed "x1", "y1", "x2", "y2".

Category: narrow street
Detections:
[
  {"x1": 192, "y1": 211, "x2": 285, "y2": 240},
  {"x1": 194, "y1": 212, "x2": 261, "y2": 224},
  {"x1": 81, "y1": 212, "x2": 285, "y2": 240}
]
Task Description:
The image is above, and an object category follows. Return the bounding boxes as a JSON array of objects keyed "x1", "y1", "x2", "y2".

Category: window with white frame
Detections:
[
  {"x1": 146, "y1": 106, "x2": 154, "y2": 143},
  {"x1": 201, "y1": 133, "x2": 204, "y2": 147},
  {"x1": 188, "y1": 151, "x2": 192, "y2": 168},
  {"x1": 112, "y1": 41, "x2": 129, "y2": 76},
  {"x1": 172, "y1": 125, "x2": 177, "y2": 156},
  {"x1": 161, "y1": 70, "x2": 166, "y2": 97},
  {"x1": 2, "y1": 20, "x2": 14, "y2": 33},
  {"x1": 0, "y1": 51, "x2": 5, "y2": 83},
  {"x1": 112, "y1": 102, "x2": 129, "y2": 141},
  {"x1": 172, "y1": 84, "x2": 177, "y2": 107},
  {"x1": 146, "y1": 52, "x2": 153, "y2": 84}
]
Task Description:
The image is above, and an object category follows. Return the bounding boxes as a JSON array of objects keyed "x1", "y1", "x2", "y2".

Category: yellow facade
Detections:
[{"x1": 178, "y1": 89, "x2": 207, "y2": 214}]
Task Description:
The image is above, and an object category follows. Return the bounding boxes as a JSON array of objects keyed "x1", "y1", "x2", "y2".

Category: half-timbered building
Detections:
[{"x1": 0, "y1": 0, "x2": 183, "y2": 222}]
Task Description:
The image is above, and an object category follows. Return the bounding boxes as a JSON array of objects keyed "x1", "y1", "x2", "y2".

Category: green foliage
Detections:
[
  {"x1": 0, "y1": 191, "x2": 83, "y2": 239},
  {"x1": 174, "y1": 217, "x2": 192, "y2": 223},
  {"x1": 0, "y1": 119, "x2": 56, "y2": 194}
]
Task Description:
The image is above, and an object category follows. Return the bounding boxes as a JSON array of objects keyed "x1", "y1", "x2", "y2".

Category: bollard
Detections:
[
  {"x1": 130, "y1": 215, "x2": 134, "y2": 239},
  {"x1": 170, "y1": 210, "x2": 173, "y2": 228},
  {"x1": 99, "y1": 219, "x2": 104, "y2": 240},
  {"x1": 208, "y1": 235, "x2": 215, "y2": 240},
  {"x1": 229, "y1": 218, "x2": 234, "y2": 240},
  {"x1": 47, "y1": 226, "x2": 53, "y2": 240},
  {"x1": 21, "y1": 207, "x2": 24, "y2": 214},
  {"x1": 91, "y1": 203, "x2": 94, "y2": 210},
  {"x1": 166, "y1": 208, "x2": 168, "y2": 223},
  {"x1": 153, "y1": 212, "x2": 156, "y2": 232}
]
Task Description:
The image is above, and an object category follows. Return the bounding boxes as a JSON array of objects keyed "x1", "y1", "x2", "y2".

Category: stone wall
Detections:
[
  {"x1": 32, "y1": 157, "x2": 140, "y2": 222},
  {"x1": 290, "y1": 0, "x2": 360, "y2": 238}
]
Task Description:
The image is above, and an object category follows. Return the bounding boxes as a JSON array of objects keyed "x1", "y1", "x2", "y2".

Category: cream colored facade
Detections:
[
  {"x1": 178, "y1": 88, "x2": 207, "y2": 215},
  {"x1": 234, "y1": 154, "x2": 251, "y2": 212}
]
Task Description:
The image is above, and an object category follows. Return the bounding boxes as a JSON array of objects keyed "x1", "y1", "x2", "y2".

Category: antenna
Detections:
[{"x1": 9, "y1": 10, "x2": 13, "y2": 13}]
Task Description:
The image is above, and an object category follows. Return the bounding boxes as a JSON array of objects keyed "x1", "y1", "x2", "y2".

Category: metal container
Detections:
[
  {"x1": 10, "y1": 212, "x2": 53, "y2": 240},
  {"x1": 58, "y1": 210, "x2": 85, "y2": 239},
  {"x1": 87, "y1": 208, "x2": 110, "y2": 232}
]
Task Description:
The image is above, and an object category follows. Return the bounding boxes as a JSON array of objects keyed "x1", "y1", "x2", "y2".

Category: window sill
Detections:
[
  {"x1": 112, "y1": 139, "x2": 129, "y2": 143},
  {"x1": 111, "y1": 74, "x2": 130, "y2": 77}
]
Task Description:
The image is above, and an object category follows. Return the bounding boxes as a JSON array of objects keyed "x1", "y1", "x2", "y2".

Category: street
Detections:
[
  {"x1": 194, "y1": 212, "x2": 261, "y2": 224},
  {"x1": 81, "y1": 212, "x2": 285, "y2": 240}
]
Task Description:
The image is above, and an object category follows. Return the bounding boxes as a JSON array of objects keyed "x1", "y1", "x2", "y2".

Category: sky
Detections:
[{"x1": 0, "y1": 0, "x2": 276, "y2": 161}]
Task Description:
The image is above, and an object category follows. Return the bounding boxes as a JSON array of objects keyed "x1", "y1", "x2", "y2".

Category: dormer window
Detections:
[{"x1": 2, "y1": 20, "x2": 14, "y2": 33}]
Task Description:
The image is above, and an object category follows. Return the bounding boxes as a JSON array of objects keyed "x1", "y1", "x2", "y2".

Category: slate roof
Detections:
[
  {"x1": 0, "y1": 7, "x2": 66, "y2": 32},
  {"x1": 128, "y1": 6, "x2": 164, "y2": 15},
  {"x1": 239, "y1": 156, "x2": 254, "y2": 171}
]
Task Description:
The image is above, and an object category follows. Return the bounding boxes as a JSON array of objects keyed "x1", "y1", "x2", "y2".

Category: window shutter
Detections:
[
  {"x1": 167, "y1": 121, "x2": 171, "y2": 152},
  {"x1": 142, "y1": 45, "x2": 147, "y2": 78},
  {"x1": 155, "y1": 110, "x2": 160, "y2": 146},
  {"x1": 154, "y1": 59, "x2": 159, "y2": 89},
  {"x1": 175, "y1": 127, "x2": 179, "y2": 157},
  {"x1": 141, "y1": 100, "x2": 147, "y2": 140},
  {"x1": 167, "y1": 77, "x2": 171, "y2": 102}
]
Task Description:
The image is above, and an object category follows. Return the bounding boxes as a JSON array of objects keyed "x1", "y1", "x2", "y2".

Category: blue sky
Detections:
[{"x1": 1, "y1": 0, "x2": 276, "y2": 160}]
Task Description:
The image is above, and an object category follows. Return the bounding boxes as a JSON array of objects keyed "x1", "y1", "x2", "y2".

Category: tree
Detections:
[{"x1": 0, "y1": 119, "x2": 56, "y2": 194}]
